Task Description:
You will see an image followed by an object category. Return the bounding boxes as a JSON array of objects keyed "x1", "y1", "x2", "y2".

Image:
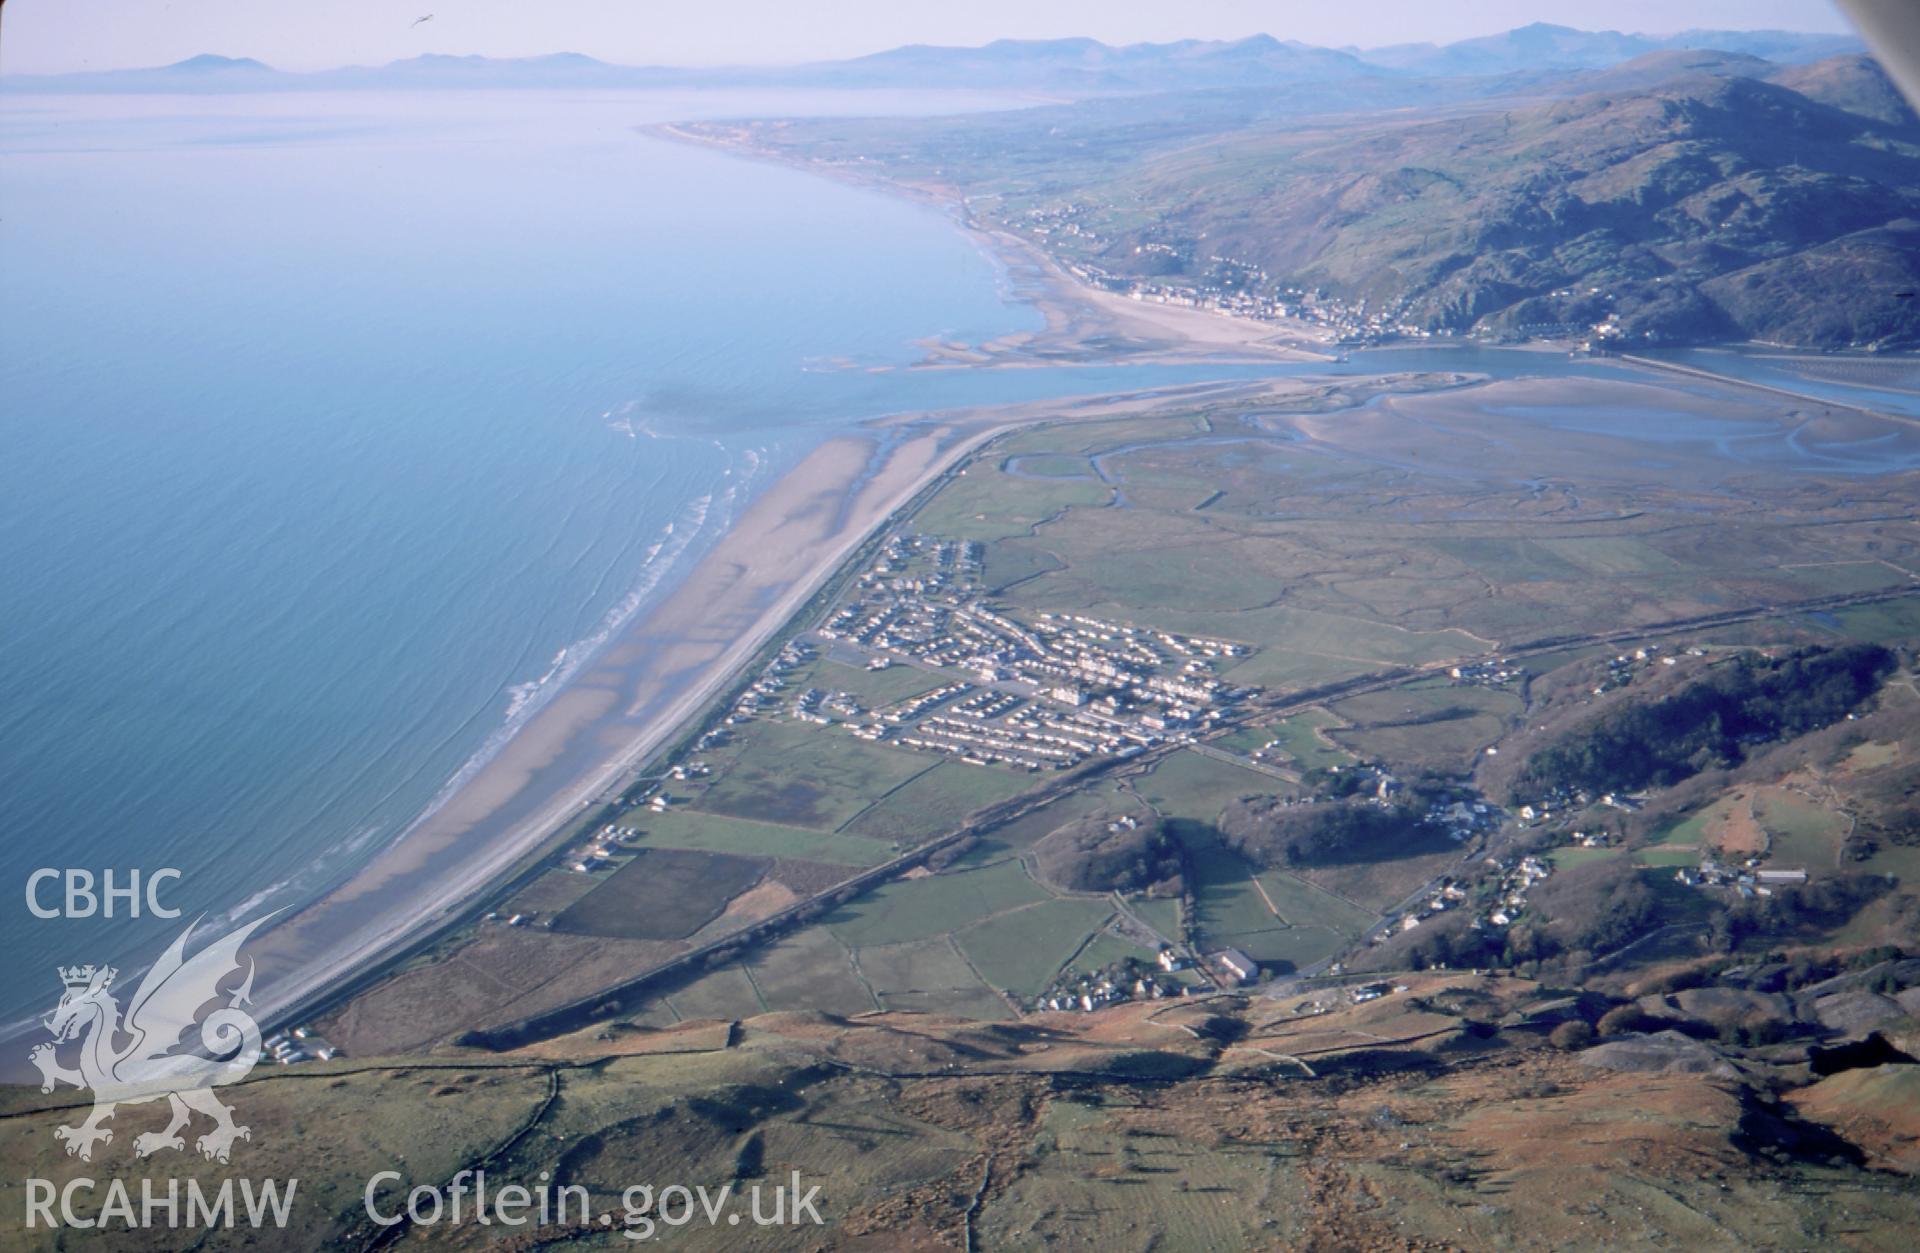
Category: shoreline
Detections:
[
  {"x1": 1616, "y1": 352, "x2": 1920, "y2": 423},
  {"x1": 652, "y1": 122, "x2": 1336, "y2": 368},
  {"x1": 244, "y1": 429, "x2": 954, "y2": 1028},
  {"x1": 243, "y1": 377, "x2": 1294, "y2": 1036},
  {"x1": 239, "y1": 127, "x2": 1380, "y2": 1033},
  {"x1": 655, "y1": 126, "x2": 1920, "y2": 386}
]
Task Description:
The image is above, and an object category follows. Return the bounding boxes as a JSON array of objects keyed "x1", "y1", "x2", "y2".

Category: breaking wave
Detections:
[{"x1": 377, "y1": 441, "x2": 770, "y2": 854}]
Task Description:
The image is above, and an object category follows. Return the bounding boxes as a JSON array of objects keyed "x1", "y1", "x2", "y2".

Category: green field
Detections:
[
  {"x1": 1235, "y1": 923, "x2": 1351, "y2": 970},
  {"x1": 827, "y1": 856, "x2": 1052, "y2": 948},
  {"x1": 1753, "y1": 789, "x2": 1846, "y2": 869},
  {"x1": 971, "y1": 789, "x2": 1115, "y2": 851},
  {"x1": 842, "y1": 760, "x2": 1040, "y2": 844},
  {"x1": 1813, "y1": 598, "x2": 1920, "y2": 645},
  {"x1": 1536, "y1": 536, "x2": 1690, "y2": 577},
  {"x1": 1186, "y1": 844, "x2": 1291, "y2": 960},
  {"x1": 953, "y1": 899, "x2": 1118, "y2": 994},
  {"x1": 980, "y1": 539, "x2": 1066, "y2": 592},
  {"x1": 1430, "y1": 537, "x2": 1589, "y2": 583},
  {"x1": 1653, "y1": 807, "x2": 1715, "y2": 846},
  {"x1": 806, "y1": 658, "x2": 950, "y2": 706},
  {"x1": 1294, "y1": 836, "x2": 1469, "y2": 915},
  {"x1": 993, "y1": 412, "x2": 1208, "y2": 459},
  {"x1": 911, "y1": 461, "x2": 1112, "y2": 542},
  {"x1": 1061, "y1": 930, "x2": 1161, "y2": 976},
  {"x1": 662, "y1": 962, "x2": 766, "y2": 1021},
  {"x1": 1778, "y1": 561, "x2": 1911, "y2": 597},
  {"x1": 553, "y1": 847, "x2": 766, "y2": 941},
  {"x1": 856, "y1": 938, "x2": 1012, "y2": 1018},
  {"x1": 1007, "y1": 528, "x2": 1288, "y2": 612},
  {"x1": 1144, "y1": 605, "x2": 1479, "y2": 686},
  {"x1": 1001, "y1": 452, "x2": 1094, "y2": 479},
  {"x1": 501, "y1": 867, "x2": 600, "y2": 918},
  {"x1": 619, "y1": 808, "x2": 895, "y2": 867},
  {"x1": 1858, "y1": 839, "x2": 1920, "y2": 890},
  {"x1": 745, "y1": 927, "x2": 878, "y2": 1016},
  {"x1": 1136, "y1": 750, "x2": 1279, "y2": 821},
  {"x1": 1261, "y1": 708, "x2": 1359, "y2": 771},
  {"x1": 1129, "y1": 893, "x2": 1183, "y2": 941},
  {"x1": 1212, "y1": 724, "x2": 1274, "y2": 754},
  {"x1": 1520, "y1": 644, "x2": 1616, "y2": 677},
  {"x1": 695, "y1": 719, "x2": 936, "y2": 829},
  {"x1": 1551, "y1": 845, "x2": 1629, "y2": 870},
  {"x1": 1341, "y1": 676, "x2": 1508, "y2": 718},
  {"x1": 1255, "y1": 868, "x2": 1379, "y2": 935},
  {"x1": 1330, "y1": 713, "x2": 1506, "y2": 773}
]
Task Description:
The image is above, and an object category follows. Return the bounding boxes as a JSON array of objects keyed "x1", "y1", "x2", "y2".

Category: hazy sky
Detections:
[{"x1": 2, "y1": 0, "x2": 1853, "y2": 76}]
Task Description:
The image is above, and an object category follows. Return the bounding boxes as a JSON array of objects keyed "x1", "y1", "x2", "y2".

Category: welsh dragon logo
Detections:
[{"x1": 30, "y1": 916, "x2": 270, "y2": 1163}]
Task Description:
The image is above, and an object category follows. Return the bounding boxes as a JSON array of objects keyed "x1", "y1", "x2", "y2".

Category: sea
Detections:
[
  {"x1": 0, "y1": 86, "x2": 1287, "y2": 1029},
  {"x1": 4, "y1": 87, "x2": 1916, "y2": 1033}
]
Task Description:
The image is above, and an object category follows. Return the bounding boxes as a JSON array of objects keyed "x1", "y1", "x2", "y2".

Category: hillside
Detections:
[
  {"x1": 1031, "y1": 809, "x2": 1181, "y2": 893},
  {"x1": 695, "y1": 54, "x2": 1920, "y2": 349},
  {"x1": 1770, "y1": 53, "x2": 1920, "y2": 125},
  {"x1": 5, "y1": 971, "x2": 1915, "y2": 1247}
]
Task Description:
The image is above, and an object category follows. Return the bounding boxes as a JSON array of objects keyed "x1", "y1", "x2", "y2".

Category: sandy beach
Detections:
[
  {"x1": 968, "y1": 224, "x2": 1337, "y2": 362},
  {"x1": 246, "y1": 373, "x2": 1284, "y2": 1029},
  {"x1": 653, "y1": 122, "x2": 1334, "y2": 368},
  {"x1": 248, "y1": 431, "x2": 935, "y2": 1023}
]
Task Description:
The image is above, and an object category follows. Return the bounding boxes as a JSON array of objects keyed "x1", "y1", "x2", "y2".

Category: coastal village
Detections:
[
  {"x1": 422, "y1": 517, "x2": 1843, "y2": 1046},
  {"x1": 776, "y1": 532, "x2": 1255, "y2": 773},
  {"x1": 1011, "y1": 200, "x2": 1636, "y2": 350},
  {"x1": 1016, "y1": 201, "x2": 1448, "y2": 346},
  {"x1": 584, "y1": 528, "x2": 1620, "y2": 1010}
]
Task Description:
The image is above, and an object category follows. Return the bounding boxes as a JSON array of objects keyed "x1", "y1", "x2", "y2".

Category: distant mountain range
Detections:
[
  {"x1": 0, "y1": 51, "x2": 679, "y2": 93},
  {"x1": 1347, "y1": 22, "x2": 1863, "y2": 77},
  {"x1": 1, "y1": 24, "x2": 1865, "y2": 94}
]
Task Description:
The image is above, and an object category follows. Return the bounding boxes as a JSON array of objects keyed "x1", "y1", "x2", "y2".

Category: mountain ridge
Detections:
[
  {"x1": 1, "y1": 24, "x2": 1864, "y2": 94},
  {"x1": 1351, "y1": 20, "x2": 1862, "y2": 77},
  {"x1": 688, "y1": 51, "x2": 1920, "y2": 350}
]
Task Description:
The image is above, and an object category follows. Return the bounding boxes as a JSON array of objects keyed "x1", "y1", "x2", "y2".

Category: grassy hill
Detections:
[
  {"x1": 5, "y1": 974, "x2": 1914, "y2": 1248},
  {"x1": 697, "y1": 53, "x2": 1920, "y2": 349}
]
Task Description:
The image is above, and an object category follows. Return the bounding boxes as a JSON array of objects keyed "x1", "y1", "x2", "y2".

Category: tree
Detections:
[
  {"x1": 1597, "y1": 1005, "x2": 1655, "y2": 1036},
  {"x1": 1550, "y1": 1020, "x2": 1596, "y2": 1050},
  {"x1": 1033, "y1": 811, "x2": 1180, "y2": 893},
  {"x1": 1217, "y1": 794, "x2": 1423, "y2": 868},
  {"x1": 1516, "y1": 645, "x2": 1894, "y2": 798}
]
